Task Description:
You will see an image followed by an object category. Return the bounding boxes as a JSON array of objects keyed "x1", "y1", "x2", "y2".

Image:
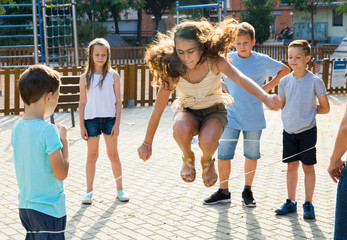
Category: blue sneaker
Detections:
[
  {"x1": 303, "y1": 201, "x2": 315, "y2": 219},
  {"x1": 117, "y1": 190, "x2": 129, "y2": 202},
  {"x1": 275, "y1": 199, "x2": 297, "y2": 215},
  {"x1": 82, "y1": 191, "x2": 93, "y2": 205}
]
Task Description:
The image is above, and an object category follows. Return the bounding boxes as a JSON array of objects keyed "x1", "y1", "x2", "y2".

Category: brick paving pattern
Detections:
[{"x1": 0, "y1": 94, "x2": 346, "y2": 239}]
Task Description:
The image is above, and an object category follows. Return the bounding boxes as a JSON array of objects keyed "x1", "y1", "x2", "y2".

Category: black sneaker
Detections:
[
  {"x1": 242, "y1": 189, "x2": 256, "y2": 207},
  {"x1": 203, "y1": 189, "x2": 231, "y2": 205}
]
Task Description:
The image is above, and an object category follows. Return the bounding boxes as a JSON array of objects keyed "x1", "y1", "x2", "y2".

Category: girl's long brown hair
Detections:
[
  {"x1": 85, "y1": 38, "x2": 111, "y2": 90},
  {"x1": 145, "y1": 17, "x2": 238, "y2": 91}
]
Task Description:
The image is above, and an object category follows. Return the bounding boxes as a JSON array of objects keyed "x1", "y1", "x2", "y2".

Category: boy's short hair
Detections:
[
  {"x1": 288, "y1": 40, "x2": 311, "y2": 56},
  {"x1": 237, "y1": 22, "x2": 255, "y2": 40},
  {"x1": 19, "y1": 65, "x2": 60, "y2": 105}
]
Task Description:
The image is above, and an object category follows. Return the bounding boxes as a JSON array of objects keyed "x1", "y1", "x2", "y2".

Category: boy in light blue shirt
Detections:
[
  {"x1": 11, "y1": 65, "x2": 69, "y2": 239},
  {"x1": 204, "y1": 22, "x2": 290, "y2": 206}
]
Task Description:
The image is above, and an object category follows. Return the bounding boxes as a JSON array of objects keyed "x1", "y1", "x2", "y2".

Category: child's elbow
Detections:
[{"x1": 54, "y1": 165, "x2": 69, "y2": 181}]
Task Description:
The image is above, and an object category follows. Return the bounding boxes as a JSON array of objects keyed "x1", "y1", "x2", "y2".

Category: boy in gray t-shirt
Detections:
[{"x1": 275, "y1": 40, "x2": 330, "y2": 220}]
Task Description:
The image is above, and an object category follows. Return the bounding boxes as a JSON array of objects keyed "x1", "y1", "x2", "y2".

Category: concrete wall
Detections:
[{"x1": 293, "y1": 6, "x2": 347, "y2": 44}]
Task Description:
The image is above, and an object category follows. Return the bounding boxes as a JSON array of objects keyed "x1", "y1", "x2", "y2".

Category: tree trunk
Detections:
[
  {"x1": 111, "y1": 6, "x2": 120, "y2": 34},
  {"x1": 137, "y1": 9, "x2": 142, "y2": 44},
  {"x1": 92, "y1": 10, "x2": 95, "y2": 39},
  {"x1": 310, "y1": 4, "x2": 315, "y2": 46},
  {"x1": 155, "y1": 16, "x2": 160, "y2": 31}
]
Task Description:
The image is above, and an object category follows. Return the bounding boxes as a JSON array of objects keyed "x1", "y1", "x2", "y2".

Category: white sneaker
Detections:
[
  {"x1": 117, "y1": 190, "x2": 129, "y2": 202},
  {"x1": 82, "y1": 191, "x2": 93, "y2": 205}
]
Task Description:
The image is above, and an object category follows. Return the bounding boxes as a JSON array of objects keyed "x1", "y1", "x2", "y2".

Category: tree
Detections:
[
  {"x1": 241, "y1": 0, "x2": 277, "y2": 44},
  {"x1": 178, "y1": 0, "x2": 216, "y2": 21},
  {"x1": 144, "y1": 0, "x2": 176, "y2": 31},
  {"x1": 286, "y1": 0, "x2": 332, "y2": 46},
  {"x1": 127, "y1": 0, "x2": 146, "y2": 44}
]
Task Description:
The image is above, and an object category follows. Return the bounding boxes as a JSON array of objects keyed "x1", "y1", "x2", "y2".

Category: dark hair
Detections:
[
  {"x1": 85, "y1": 38, "x2": 111, "y2": 90},
  {"x1": 19, "y1": 65, "x2": 60, "y2": 105},
  {"x1": 288, "y1": 40, "x2": 311, "y2": 56},
  {"x1": 145, "y1": 17, "x2": 238, "y2": 90}
]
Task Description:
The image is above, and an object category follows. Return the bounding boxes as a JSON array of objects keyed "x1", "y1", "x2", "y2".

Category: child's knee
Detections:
[
  {"x1": 288, "y1": 161, "x2": 300, "y2": 171},
  {"x1": 302, "y1": 163, "x2": 315, "y2": 174}
]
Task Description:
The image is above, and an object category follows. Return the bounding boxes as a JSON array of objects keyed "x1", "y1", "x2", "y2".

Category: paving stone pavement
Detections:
[{"x1": 0, "y1": 94, "x2": 346, "y2": 240}]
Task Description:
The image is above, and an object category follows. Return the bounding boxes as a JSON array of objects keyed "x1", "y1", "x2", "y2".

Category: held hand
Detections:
[
  {"x1": 328, "y1": 160, "x2": 345, "y2": 183},
  {"x1": 111, "y1": 124, "x2": 119, "y2": 137},
  {"x1": 56, "y1": 123, "x2": 68, "y2": 140},
  {"x1": 80, "y1": 126, "x2": 88, "y2": 141},
  {"x1": 138, "y1": 142, "x2": 152, "y2": 162},
  {"x1": 264, "y1": 94, "x2": 281, "y2": 111}
]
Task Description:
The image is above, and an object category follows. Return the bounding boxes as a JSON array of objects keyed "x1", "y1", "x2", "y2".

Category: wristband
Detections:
[{"x1": 142, "y1": 142, "x2": 152, "y2": 148}]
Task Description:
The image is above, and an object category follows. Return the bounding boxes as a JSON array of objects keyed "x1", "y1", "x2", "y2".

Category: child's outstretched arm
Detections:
[
  {"x1": 316, "y1": 95, "x2": 330, "y2": 114},
  {"x1": 216, "y1": 56, "x2": 281, "y2": 110},
  {"x1": 138, "y1": 84, "x2": 171, "y2": 161},
  {"x1": 328, "y1": 105, "x2": 347, "y2": 183},
  {"x1": 263, "y1": 65, "x2": 291, "y2": 93},
  {"x1": 79, "y1": 74, "x2": 88, "y2": 141},
  {"x1": 49, "y1": 124, "x2": 69, "y2": 181},
  {"x1": 111, "y1": 72, "x2": 122, "y2": 137}
]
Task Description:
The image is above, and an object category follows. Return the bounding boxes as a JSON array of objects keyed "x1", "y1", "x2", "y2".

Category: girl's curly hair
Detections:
[{"x1": 145, "y1": 17, "x2": 238, "y2": 91}]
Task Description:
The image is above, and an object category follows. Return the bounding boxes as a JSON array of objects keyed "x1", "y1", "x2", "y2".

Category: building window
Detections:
[{"x1": 333, "y1": 9, "x2": 343, "y2": 26}]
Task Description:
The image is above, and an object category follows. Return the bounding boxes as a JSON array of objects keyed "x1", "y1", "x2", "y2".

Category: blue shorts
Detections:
[
  {"x1": 282, "y1": 126, "x2": 317, "y2": 165},
  {"x1": 84, "y1": 117, "x2": 115, "y2": 137},
  {"x1": 19, "y1": 208, "x2": 66, "y2": 240},
  {"x1": 218, "y1": 127, "x2": 262, "y2": 160}
]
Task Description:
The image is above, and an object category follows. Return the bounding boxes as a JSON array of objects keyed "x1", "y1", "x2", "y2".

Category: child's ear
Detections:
[
  {"x1": 306, "y1": 55, "x2": 311, "y2": 63},
  {"x1": 252, "y1": 39, "x2": 255, "y2": 46},
  {"x1": 44, "y1": 92, "x2": 53, "y2": 103}
]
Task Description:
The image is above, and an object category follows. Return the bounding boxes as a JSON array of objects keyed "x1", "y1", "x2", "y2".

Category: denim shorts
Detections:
[
  {"x1": 19, "y1": 208, "x2": 66, "y2": 240},
  {"x1": 282, "y1": 126, "x2": 317, "y2": 165},
  {"x1": 218, "y1": 127, "x2": 262, "y2": 160},
  {"x1": 84, "y1": 117, "x2": 116, "y2": 137},
  {"x1": 174, "y1": 103, "x2": 228, "y2": 130}
]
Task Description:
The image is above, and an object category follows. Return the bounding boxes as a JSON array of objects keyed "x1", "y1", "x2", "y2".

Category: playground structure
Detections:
[
  {"x1": 176, "y1": 0, "x2": 227, "y2": 24},
  {"x1": 42, "y1": 0, "x2": 79, "y2": 66},
  {"x1": 0, "y1": 0, "x2": 78, "y2": 68},
  {"x1": 0, "y1": 1, "x2": 44, "y2": 67}
]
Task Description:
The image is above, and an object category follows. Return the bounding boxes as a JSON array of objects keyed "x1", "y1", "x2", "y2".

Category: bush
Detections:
[{"x1": 77, "y1": 20, "x2": 108, "y2": 46}]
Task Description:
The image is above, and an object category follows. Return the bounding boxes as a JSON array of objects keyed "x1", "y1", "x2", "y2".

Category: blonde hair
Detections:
[
  {"x1": 236, "y1": 22, "x2": 255, "y2": 40},
  {"x1": 85, "y1": 38, "x2": 111, "y2": 90},
  {"x1": 288, "y1": 40, "x2": 311, "y2": 56},
  {"x1": 145, "y1": 17, "x2": 238, "y2": 90}
]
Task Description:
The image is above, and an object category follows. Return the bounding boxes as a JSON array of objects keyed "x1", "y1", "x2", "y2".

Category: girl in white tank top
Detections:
[{"x1": 79, "y1": 38, "x2": 129, "y2": 204}]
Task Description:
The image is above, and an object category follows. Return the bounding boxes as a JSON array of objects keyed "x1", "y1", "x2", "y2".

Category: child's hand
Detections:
[
  {"x1": 264, "y1": 94, "x2": 281, "y2": 111},
  {"x1": 80, "y1": 126, "x2": 88, "y2": 141},
  {"x1": 111, "y1": 124, "x2": 119, "y2": 137},
  {"x1": 56, "y1": 123, "x2": 68, "y2": 140},
  {"x1": 138, "y1": 142, "x2": 152, "y2": 161},
  {"x1": 328, "y1": 160, "x2": 345, "y2": 183}
]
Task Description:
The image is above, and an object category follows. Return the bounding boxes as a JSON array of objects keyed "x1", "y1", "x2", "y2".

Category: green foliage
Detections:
[
  {"x1": 77, "y1": 20, "x2": 107, "y2": 45},
  {"x1": 335, "y1": 3, "x2": 347, "y2": 15},
  {"x1": 178, "y1": 0, "x2": 216, "y2": 21},
  {"x1": 286, "y1": 0, "x2": 332, "y2": 11},
  {"x1": 144, "y1": 0, "x2": 176, "y2": 30},
  {"x1": 241, "y1": 0, "x2": 276, "y2": 44}
]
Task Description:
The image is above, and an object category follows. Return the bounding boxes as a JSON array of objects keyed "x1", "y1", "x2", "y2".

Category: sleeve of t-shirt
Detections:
[
  {"x1": 314, "y1": 77, "x2": 327, "y2": 97},
  {"x1": 265, "y1": 55, "x2": 284, "y2": 77},
  {"x1": 44, "y1": 124, "x2": 63, "y2": 155},
  {"x1": 278, "y1": 78, "x2": 286, "y2": 99}
]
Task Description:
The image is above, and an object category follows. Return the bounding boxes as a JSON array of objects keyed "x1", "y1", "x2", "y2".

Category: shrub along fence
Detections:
[{"x1": 0, "y1": 58, "x2": 345, "y2": 115}]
